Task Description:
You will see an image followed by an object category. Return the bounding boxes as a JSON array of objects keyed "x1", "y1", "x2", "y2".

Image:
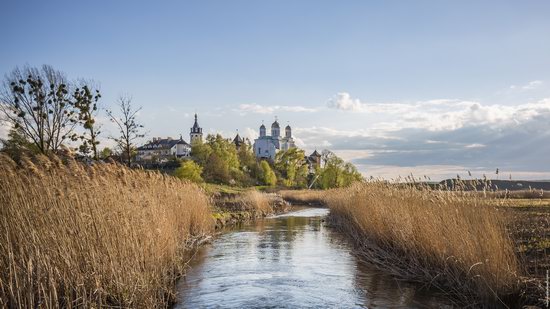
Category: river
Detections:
[{"x1": 175, "y1": 207, "x2": 450, "y2": 308}]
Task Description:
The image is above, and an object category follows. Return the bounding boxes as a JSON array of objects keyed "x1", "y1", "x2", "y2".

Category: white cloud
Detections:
[
  {"x1": 236, "y1": 103, "x2": 317, "y2": 115},
  {"x1": 464, "y1": 143, "x2": 485, "y2": 149},
  {"x1": 327, "y1": 92, "x2": 366, "y2": 111},
  {"x1": 509, "y1": 80, "x2": 543, "y2": 91},
  {"x1": 243, "y1": 127, "x2": 258, "y2": 141}
]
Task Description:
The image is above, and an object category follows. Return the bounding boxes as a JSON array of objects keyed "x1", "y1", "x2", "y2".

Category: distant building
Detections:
[
  {"x1": 136, "y1": 113, "x2": 204, "y2": 164},
  {"x1": 136, "y1": 136, "x2": 191, "y2": 163},
  {"x1": 190, "y1": 113, "x2": 203, "y2": 143},
  {"x1": 305, "y1": 150, "x2": 322, "y2": 174},
  {"x1": 233, "y1": 133, "x2": 244, "y2": 150},
  {"x1": 253, "y1": 120, "x2": 296, "y2": 160}
]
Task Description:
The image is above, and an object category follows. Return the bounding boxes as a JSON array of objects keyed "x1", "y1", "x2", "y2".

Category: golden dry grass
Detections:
[
  {"x1": 233, "y1": 190, "x2": 274, "y2": 215},
  {"x1": 279, "y1": 189, "x2": 326, "y2": 206},
  {"x1": 0, "y1": 154, "x2": 213, "y2": 308},
  {"x1": 324, "y1": 182, "x2": 521, "y2": 306}
]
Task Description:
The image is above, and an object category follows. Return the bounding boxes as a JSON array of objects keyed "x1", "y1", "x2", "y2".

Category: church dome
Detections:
[
  {"x1": 260, "y1": 124, "x2": 266, "y2": 129},
  {"x1": 271, "y1": 121, "x2": 280, "y2": 128},
  {"x1": 285, "y1": 125, "x2": 291, "y2": 130}
]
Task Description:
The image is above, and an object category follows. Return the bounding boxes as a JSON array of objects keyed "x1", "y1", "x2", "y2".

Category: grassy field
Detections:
[{"x1": 281, "y1": 185, "x2": 549, "y2": 307}]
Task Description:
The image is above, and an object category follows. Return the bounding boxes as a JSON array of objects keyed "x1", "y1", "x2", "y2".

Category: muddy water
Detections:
[{"x1": 175, "y1": 208, "x2": 449, "y2": 308}]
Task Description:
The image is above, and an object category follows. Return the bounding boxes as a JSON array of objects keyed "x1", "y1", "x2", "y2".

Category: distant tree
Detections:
[
  {"x1": 72, "y1": 84, "x2": 101, "y2": 159},
  {"x1": 0, "y1": 65, "x2": 79, "y2": 154},
  {"x1": 317, "y1": 150, "x2": 362, "y2": 189},
  {"x1": 237, "y1": 140, "x2": 262, "y2": 185},
  {"x1": 206, "y1": 134, "x2": 239, "y2": 171},
  {"x1": 174, "y1": 160, "x2": 203, "y2": 183},
  {"x1": 237, "y1": 139, "x2": 256, "y2": 173},
  {"x1": 275, "y1": 148, "x2": 308, "y2": 187},
  {"x1": 260, "y1": 160, "x2": 277, "y2": 186},
  {"x1": 203, "y1": 153, "x2": 230, "y2": 183},
  {"x1": 191, "y1": 139, "x2": 213, "y2": 166},
  {"x1": 106, "y1": 96, "x2": 144, "y2": 167},
  {"x1": 0, "y1": 127, "x2": 38, "y2": 160},
  {"x1": 99, "y1": 147, "x2": 113, "y2": 159},
  {"x1": 192, "y1": 134, "x2": 241, "y2": 184}
]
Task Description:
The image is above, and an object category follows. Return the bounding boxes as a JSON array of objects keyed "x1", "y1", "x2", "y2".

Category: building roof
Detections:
[
  {"x1": 310, "y1": 150, "x2": 321, "y2": 157},
  {"x1": 233, "y1": 133, "x2": 244, "y2": 145},
  {"x1": 285, "y1": 125, "x2": 291, "y2": 130},
  {"x1": 137, "y1": 137, "x2": 189, "y2": 151},
  {"x1": 192, "y1": 113, "x2": 200, "y2": 129},
  {"x1": 271, "y1": 120, "x2": 280, "y2": 128},
  {"x1": 260, "y1": 124, "x2": 266, "y2": 129}
]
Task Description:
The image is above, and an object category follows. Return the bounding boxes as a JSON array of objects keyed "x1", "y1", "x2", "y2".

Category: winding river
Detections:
[{"x1": 175, "y1": 208, "x2": 450, "y2": 308}]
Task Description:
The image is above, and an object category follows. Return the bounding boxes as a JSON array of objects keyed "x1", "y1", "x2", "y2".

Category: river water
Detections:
[{"x1": 175, "y1": 208, "x2": 450, "y2": 308}]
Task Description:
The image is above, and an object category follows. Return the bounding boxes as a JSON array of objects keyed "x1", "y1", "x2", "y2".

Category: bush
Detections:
[{"x1": 174, "y1": 160, "x2": 203, "y2": 183}]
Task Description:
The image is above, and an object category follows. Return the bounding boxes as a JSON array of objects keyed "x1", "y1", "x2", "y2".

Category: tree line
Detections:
[
  {"x1": 0, "y1": 65, "x2": 363, "y2": 189},
  {"x1": 174, "y1": 135, "x2": 363, "y2": 189},
  {"x1": 0, "y1": 65, "x2": 144, "y2": 166}
]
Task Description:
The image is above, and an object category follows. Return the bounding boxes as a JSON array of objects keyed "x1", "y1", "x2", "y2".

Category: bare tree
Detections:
[
  {"x1": 106, "y1": 96, "x2": 144, "y2": 167},
  {"x1": 0, "y1": 65, "x2": 78, "y2": 154}
]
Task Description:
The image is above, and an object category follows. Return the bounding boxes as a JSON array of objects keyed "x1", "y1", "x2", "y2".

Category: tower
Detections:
[
  {"x1": 190, "y1": 113, "x2": 203, "y2": 143},
  {"x1": 271, "y1": 120, "x2": 280, "y2": 137},
  {"x1": 285, "y1": 124, "x2": 291, "y2": 138},
  {"x1": 259, "y1": 123, "x2": 266, "y2": 137}
]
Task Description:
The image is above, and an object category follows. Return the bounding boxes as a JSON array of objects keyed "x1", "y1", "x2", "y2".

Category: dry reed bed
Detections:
[
  {"x1": 279, "y1": 190, "x2": 326, "y2": 207},
  {"x1": 324, "y1": 182, "x2": 521, "y2": 306},
  {"x1": 0, "y1": 154, "x2": 213, "y2": 308}
]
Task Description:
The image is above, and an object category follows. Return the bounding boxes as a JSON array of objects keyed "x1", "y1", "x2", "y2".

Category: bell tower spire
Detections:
[{"x1": 190, "y1": 113, "x2": 203, "y2": 143}]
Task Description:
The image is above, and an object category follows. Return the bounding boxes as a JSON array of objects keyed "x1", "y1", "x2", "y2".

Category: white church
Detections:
[{"x1": 253, "y1": 119, "x2": 296, "y2": 160}]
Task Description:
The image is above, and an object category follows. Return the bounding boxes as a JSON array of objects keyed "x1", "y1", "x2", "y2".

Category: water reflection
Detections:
[{"x1": 175, "y1": 208, "x2": 449, "y2": 308}]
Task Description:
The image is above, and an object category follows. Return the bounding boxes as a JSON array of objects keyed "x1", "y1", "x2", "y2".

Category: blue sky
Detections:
[{"x1": 2, "y1": 1, "x2": 550, "y2": 179}]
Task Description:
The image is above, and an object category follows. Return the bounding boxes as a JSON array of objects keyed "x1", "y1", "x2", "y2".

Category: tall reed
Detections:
[
  {"x1": 325, "y1": 182, "x2": 520, "y2": 306},
  {"x1": 279, "y1": 189, "x2": 326, "y2": 207},
  {"x1": 0, "y1": 154, "x2": 213, "y2": 308}
]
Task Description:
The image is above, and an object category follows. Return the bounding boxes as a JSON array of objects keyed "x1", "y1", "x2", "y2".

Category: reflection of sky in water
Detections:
[{"x1": 176, "y1": 208, "x2": 450, "y2": 308}]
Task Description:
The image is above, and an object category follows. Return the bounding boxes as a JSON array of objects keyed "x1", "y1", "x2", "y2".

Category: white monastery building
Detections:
[
  {"x1": 253, "y1": 119, "x2": 296, "y2": 160},
  {"x1": 136, "y1": 113, "x2": 203, "y2": 163}
]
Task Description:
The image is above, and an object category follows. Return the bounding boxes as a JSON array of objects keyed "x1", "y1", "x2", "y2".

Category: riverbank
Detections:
[
  {"x1": 282, "y1": 186, "x2": 549, "y2": 307},
  {"x1": 0, "y1": 156, "x2": 288, "y2": 308},
  {"x1": 207, "y1": 188, "x2": 291, "y2": 229}
]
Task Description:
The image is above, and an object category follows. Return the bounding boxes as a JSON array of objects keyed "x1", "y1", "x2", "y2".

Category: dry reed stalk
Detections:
[
  {"x1": 233, "y1": 190, "x2": 275, "y2": 215},
  {"x1": 279, "y1": 190, "x2": 326, "y2": 207},
  {"x1": 0, "y1": 154, "x2": 213, "y2": 308},
  {"x1": 324, "y1": 182, "x2": 521, "y2": 306}
]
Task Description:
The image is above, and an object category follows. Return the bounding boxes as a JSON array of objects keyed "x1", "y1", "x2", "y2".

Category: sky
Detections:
[{"x1": 1, "y1": 0, "x2": 550, "y2": 180}]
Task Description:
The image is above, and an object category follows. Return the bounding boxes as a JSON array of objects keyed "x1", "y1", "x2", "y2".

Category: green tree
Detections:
[
  {"x1": 236, "y1": 140, "x2": 262, "y2": 185},
  {"x1": 190, "y1": 139, "x2": 212, "y2": 166},
  {"x1": 206, "y1": 134, "x2": 239, "y2": 171},
  {"x1": 174, "y1": 160, "x2": 203, "y2": 183},
  {"x1": 203, "y1": 153, "x2": 230, "y2": 183},
  {"x1": 274, "y1": 148, "x2": 309, "y2": 188},
  {"x1": 260, "y1": 160, "x2": 277, "y2": 186},
  {"x1": 99, "y1": 147, "x2": 113, "y2": 159},
  {"x1": 0, "y1": 127, "x2": 38, "y2": 160},
  {"x1": 316, "y1": 150, "x2": 363, "y2": 189},
  {"x1": 192, "y1": 134, "x2": 241, "y2": 184}
]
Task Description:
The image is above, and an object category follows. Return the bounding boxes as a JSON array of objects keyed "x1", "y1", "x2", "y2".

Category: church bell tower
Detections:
[{"x1": 190, "y1": 113, "x2": 203, "y2": 143}]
